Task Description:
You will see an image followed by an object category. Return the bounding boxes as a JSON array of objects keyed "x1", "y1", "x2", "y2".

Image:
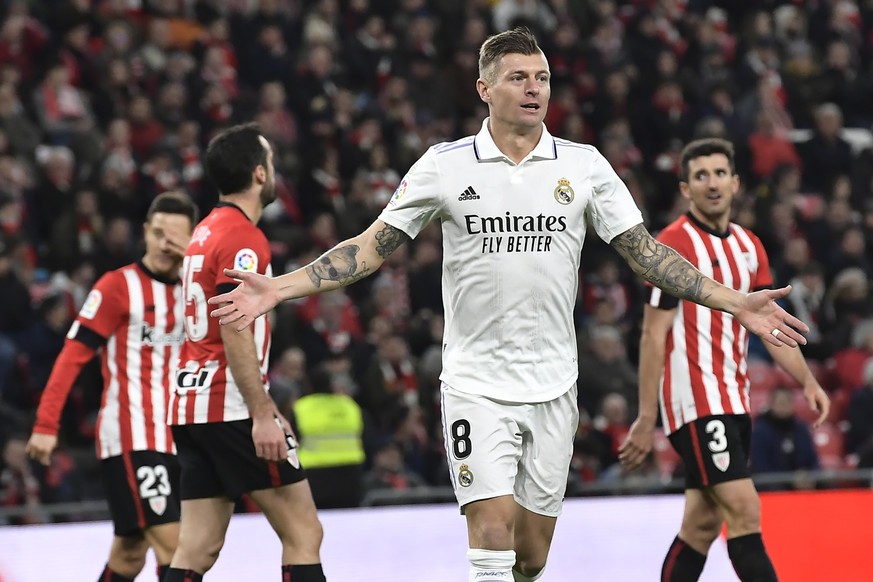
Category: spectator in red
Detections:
[
  {"x1": 746, "y1": 112, "x2": 801, "y2": 182},
  {"x1": 127, "y1": 95, "x2": 165, "y2": 161},
  {"x1": 0, "y1": 10, "x2": 50, "y2": 84},
  {"x1": 32, "y1": 60, "x2": 96, "y2": 147}
]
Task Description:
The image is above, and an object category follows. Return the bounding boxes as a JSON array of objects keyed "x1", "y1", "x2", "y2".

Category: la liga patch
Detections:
[
  {"x1": 234, "y1": 248, "x2": 258, "y2": 272},
  {"x1": 79, "y1": 289, "x2": 102, "y2": 319}
]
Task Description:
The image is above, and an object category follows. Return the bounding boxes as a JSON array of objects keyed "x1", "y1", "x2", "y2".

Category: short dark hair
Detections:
[
  {"x1": 146, "y1": 190, "x2": 198, "y2": 225},
  {"x1": 679, "y1": 138, "x2": 736, "y2": 182},
  {"x1": 479, "y1": 27, "x2": 542, "y2": 83},
  {"x1": 204, "y1": 123, "x2": 268, "y2": 195}
]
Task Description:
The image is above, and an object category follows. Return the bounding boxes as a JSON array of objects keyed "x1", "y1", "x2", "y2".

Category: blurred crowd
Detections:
[{"x1": 3, "y1": 0, "x2": 873, "y2": 521}]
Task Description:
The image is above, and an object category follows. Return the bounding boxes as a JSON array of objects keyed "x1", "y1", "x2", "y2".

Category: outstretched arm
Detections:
[
  {"x1": 209, "y1": 219, "x2": 410, "y2": 330},
  {"x1": 610, "y1": 224, "x2": 808, "y2": 347}
]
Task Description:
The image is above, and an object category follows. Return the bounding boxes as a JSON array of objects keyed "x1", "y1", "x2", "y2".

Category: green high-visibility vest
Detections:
[{"x1": 294, "y1": 393, "x2": 365, "y2": 468}]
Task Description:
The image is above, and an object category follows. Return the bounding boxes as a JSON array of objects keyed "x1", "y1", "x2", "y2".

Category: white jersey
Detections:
[{"x1": 379, "y1": 119, "x2": 643, "y2": 402}]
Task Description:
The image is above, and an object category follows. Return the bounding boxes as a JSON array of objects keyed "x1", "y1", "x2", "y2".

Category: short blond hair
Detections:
[{"x1": 478, "y1": 27, "x2": 542, "y2": 84}]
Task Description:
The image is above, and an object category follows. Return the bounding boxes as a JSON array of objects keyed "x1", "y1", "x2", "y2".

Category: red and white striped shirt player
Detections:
[
  {"x1": 33, "y1": 263, "x2": 184, "y2": 457},
  {"x1": 169, "y1": 202, "x2": 272, "y2": 425},
  {"x1": 647, "y1": 213, "x2": 772, "y2": 435}
]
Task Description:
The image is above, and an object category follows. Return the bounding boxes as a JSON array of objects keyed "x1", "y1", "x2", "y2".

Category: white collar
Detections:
[{"x1": 472, "y1": 117, "x2": 557, "y2": 163}]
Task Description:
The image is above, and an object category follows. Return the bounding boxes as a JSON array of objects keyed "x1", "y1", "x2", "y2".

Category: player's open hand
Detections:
[
  {"x1": 618, "y1": 418, "x2": 655, "y2": 471},
  {"x1": 734, "y1": 286, "x2": 808, "y2": 348},
  {"x1": 208, "y1": 268, "x2": 279, "y2": 331},
  {"x1": 25, "y1": 433, "x2": 57, "y2": 466},
  {"x1": 803, "y1": 381, "x2": 831, "y2": 428},
  {"x1": 252, "y1": 415, "x2": 288, "y2": 463}
]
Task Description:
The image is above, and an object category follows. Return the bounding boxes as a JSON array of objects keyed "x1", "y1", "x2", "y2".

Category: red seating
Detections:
[
  {"x1": 812, "y1": 423, "x2": 846, "y2": 470},
  {"x1": 827, "y1": 386, "x2": 854, "y2": 423},
  {"x1": 748, "y1": 389, "x2": 770, "y2": 416},
  {"x1": 652, "y1": 428, "x2": 682, "y2": 480},
  {"x1": 774, "y1": 364, "x2": 802, "y2": 389},
  {"x1": 794, "y1": 392, "x2": 823, "y2": 424},
  {"x1": 747, "y1": 360, "x2": 780, "y2": 393}
]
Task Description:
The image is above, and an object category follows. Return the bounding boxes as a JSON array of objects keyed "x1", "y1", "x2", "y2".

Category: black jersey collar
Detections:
[
  {"x1": 686, "y1": 211, "x2": 730, "y2": 239},
  {"x1": 137, "y1": 260, "x2": 179, "y2": 285}
]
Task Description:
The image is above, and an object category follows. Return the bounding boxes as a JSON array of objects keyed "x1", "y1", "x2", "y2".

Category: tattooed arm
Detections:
[
  {"x1": 610, "y1": 223, "x2": 809, "y2": 347},
  {"x1": 304, "y1": 220, "x2": 410, "y2": 289},
  {"x1": 208, "y1": 219, "x2": 410, "y2": 329},
  {"x1": 610, "y1": 223, "x2": 743, "y2": 313}
]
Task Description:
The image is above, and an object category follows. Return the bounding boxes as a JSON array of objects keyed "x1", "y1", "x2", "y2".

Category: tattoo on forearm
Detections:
[
  {"x1": 305, "y1": 245, "x2": 372, "y2": 288},
  {"x1": 374, "y1": 224, "x2": 410, "y2": 259},
  {"x1": 611, "y1": 224, "x2": 712, "y2": 304}
]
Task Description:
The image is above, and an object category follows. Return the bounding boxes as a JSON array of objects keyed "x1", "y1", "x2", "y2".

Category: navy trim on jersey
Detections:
[
  {"x1": 72, "y1": 323, "x2": 107, "y2": 349},
  {"x1": 435, "y1": 137, "x2": 474, "y2": 155}
]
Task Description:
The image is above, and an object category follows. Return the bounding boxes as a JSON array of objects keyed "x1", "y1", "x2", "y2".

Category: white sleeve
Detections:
[
  {"x1": 378, "y1": 147, "x2": 443, "y2": 239},
  {"x1": 585, "y1": 150, "x2": 644, "y2": 244}
]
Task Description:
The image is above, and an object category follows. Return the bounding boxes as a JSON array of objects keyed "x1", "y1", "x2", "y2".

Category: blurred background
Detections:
[{"x1": 1, "y1": 0, "x2": 873, "y2": 527}]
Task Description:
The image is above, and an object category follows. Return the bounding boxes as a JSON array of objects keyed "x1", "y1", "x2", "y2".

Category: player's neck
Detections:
[
  {"x1": 688, "y1": 207, "x2": 729, "y2": 235},
  {"x1": 487, "y1": 118, "x2": 542, "y2": 164},
  {"x1": 220, "y1": 192, "x2": 262, "y2": 224}
]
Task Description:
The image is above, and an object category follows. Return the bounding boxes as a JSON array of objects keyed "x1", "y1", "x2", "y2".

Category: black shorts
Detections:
[
  {"x1": 669, "y1": 414, "x2": 752, "y2": 489},
  {"x1": 101, "y1": 450, "x2": 181, "y2": 536},
  {"x1": 171, "y1": 419, "x2": 306, "y2": 500}
]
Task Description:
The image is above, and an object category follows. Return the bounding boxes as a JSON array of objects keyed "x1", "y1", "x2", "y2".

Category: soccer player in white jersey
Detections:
[
  {"x1": 208, "y1": 30, "x2": 811, "y2": 582},
  {"x1": 164, "y1": 124, "x2": 325, "y2": 582},
  {"x1": 618, "y1": 138, "x2": 830, "y2": 582},
  {"x1": 26, "y1": 191, "x2": 196, "y2": 582}
]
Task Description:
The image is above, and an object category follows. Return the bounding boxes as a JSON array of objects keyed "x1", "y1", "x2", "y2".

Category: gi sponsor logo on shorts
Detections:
[
  {"x1": 712, "y1": 451, "x2": 730, "y2": 472},
  {"x1": 458, "y1": 464, "x2": 474, "y2": 487}
]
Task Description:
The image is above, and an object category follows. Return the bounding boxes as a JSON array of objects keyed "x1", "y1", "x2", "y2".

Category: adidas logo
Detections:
[{"x1": 458, "y1": 186, "x2": 480, "y2": 201}]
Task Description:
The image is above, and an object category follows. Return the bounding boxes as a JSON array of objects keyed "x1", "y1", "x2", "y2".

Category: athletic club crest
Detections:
[
  {"x1": 458, "y1": 464, "x2": 474, "y2": 487},
  {"x1": 554, "y1": 178, "x2": 574, "y2": 205},
  {"x1": 712, "y1": 452, "x2": 730, "y2": 472},
  {"x1": 149, "y1": 495, "x2": 167, "y2": 516}
]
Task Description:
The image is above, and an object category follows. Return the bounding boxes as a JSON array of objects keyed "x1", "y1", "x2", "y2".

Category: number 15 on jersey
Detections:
[{"x1": 182, "y1": 255, "x2": 207, "y2": 341}]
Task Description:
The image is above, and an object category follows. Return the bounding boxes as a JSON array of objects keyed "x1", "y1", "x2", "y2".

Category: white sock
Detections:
[{"x1": 467, "y1": 548, "x2": 516, "y2": 582}]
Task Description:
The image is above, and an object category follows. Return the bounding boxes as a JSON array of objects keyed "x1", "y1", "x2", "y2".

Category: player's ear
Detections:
[
  {"x1": 476, "y1": 78, "x2": 490, "y2": 103},
  {"x1": 253, "y1": 163, "x2": 267, "y2": 185},
  {"x1": 679, "y1": 181, "x2": 691, "y2": 201}
]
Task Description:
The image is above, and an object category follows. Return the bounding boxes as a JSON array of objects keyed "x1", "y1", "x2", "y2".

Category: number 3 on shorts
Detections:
[
  {"x1": 451, "y1": 419, "x2": 472, "y2": 460},
  {"x1": 705, "y1": 419, "x2": 728, "y2": 453}
]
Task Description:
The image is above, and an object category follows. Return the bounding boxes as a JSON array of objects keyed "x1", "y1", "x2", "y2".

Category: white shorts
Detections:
[{"x1": 440, "y1": 382, "x2": 578, "y2": 517}]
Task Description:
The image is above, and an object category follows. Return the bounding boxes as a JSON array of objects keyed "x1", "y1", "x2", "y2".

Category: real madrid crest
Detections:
[
  {"x1": 554, "y1": 177, "x2": 574, "y2": 205},
  {"x1": 458, "y1": 464, "x2": 474, "y2": 487}
]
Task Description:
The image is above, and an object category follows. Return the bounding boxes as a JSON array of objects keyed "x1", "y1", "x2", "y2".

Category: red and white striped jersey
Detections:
[
  {"x1": 34, "y1": 262, "x2": 184, "y2": 459},
  {"x1": 169, "y1": 202, "x2": 272, "y2": 425},
  {"x1": 647, "y1": 213, "x2": 772, "y2": 434}
]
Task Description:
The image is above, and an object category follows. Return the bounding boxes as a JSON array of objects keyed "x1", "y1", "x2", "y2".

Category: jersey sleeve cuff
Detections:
[{"x1": 32, "y1": 423, "x2": 59, "y2": 436}]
